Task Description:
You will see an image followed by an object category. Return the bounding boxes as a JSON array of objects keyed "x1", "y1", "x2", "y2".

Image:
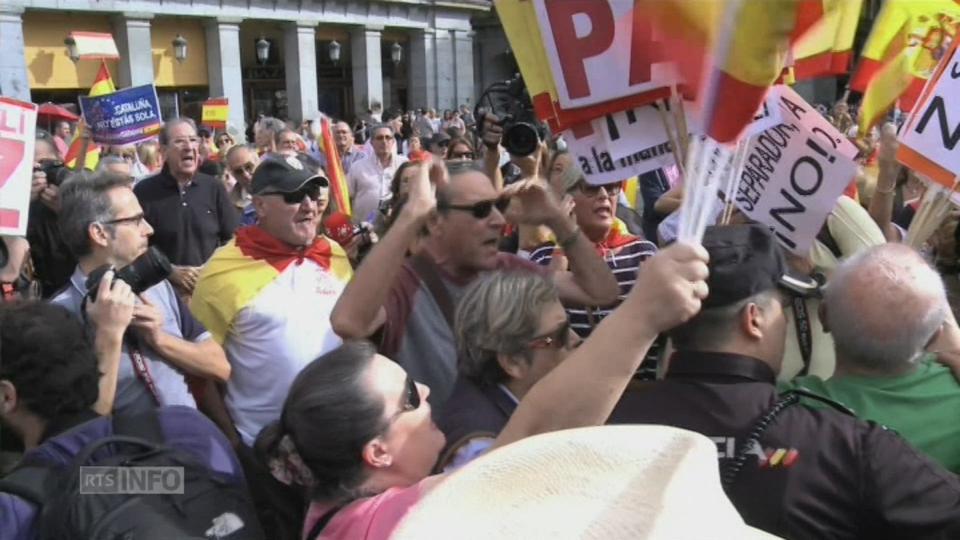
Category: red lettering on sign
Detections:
[
  {"x1": 629, "y1": 1, "x2": 664, "y2": 86},
  {"x1": 545, "y1": 0, "x2": 615, "y2": 100},
  {"x1": 0, "y1": 138, "x2": 25, "y2": 190},
  {"x1": 0, "y1": 108, "x2": 25, "y2": 136}
]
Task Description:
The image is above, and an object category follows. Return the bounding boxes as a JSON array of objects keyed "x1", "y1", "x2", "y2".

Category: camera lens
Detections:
[{"x1": 504, "y1": 123, "x2": 539, "y2": 157}]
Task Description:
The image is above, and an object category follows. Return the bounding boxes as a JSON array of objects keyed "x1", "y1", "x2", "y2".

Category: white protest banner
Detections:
[
  {"x1": 532, "y1": 0, "x2": 677, "y2": 111},
  {"x1": 897, "y1": 41, "x2": 960, "y2": 189},
  {"x1": 564, "y1": 113, "x2": 677, "y2": 185},
  {"x1": 0, "y1": 98, "x2": 38, "y2": 236},
  {"x1": 733, "y1": 86, "x2": 858, "y2": 254}
]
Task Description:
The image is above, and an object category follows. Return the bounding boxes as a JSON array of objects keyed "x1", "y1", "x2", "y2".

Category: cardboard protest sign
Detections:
[
  {"x1": 897, "y1": 41, "x2": 960, "y2": 188},
  {"x1": 0, "y1": 98, "x2": 38, "y2": 236},
  {"x1": 79, "y1": 84, "x2": 162, "y2": 146},
  {"x1": 564, "y1": 110, "x2": 677, "y2": 185},
  {"x1": 202, "y1": 98, "x2": 229, "y2": 129},
  {"x1": 732, "y1": 86, "x2": 858, "y2": 254}
]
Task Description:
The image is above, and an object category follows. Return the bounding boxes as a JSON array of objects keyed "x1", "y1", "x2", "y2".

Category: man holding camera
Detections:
[
  {"x1": 52, "y1": 172, "x2": 230, "y2": 415},
  {"x1": 191, "y1": 155, "x2": 353, "y2": 446},
  {"x1": 26, "y1": 135, "x2": 74, "y2": 298},
  {"x1": 347, "y1": 123, "x2": 407, "y2": 224}
]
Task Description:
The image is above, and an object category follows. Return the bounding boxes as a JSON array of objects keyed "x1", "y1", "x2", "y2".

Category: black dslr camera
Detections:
[
  {"x1": 85, "y1": 247, "x2": 173, "y2": 302},
  {"x1": 475, "y1": 74, "x2": 546, "y2": 157},
  {"x1": 36, "y1": 159, "x2": 66, "y2": 186}
]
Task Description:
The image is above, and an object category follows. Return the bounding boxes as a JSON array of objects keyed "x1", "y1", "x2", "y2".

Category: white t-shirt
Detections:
[{"x1": 224, "y1": 259, "x2": 347, "y2": 445}]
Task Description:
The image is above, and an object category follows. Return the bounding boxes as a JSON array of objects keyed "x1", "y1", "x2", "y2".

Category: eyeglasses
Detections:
[
  {"x1": 266, "y1": 184, "x2": 326, "y2": 204},
  {"x1": 576, "y1": 181, "x2": 622, "y2": 198},
  {"x1": 388, "y1": 376, "x2": 421, "y2": 423},
  {"x1": 231, "y1": 162, "x2": 257, "y2": 178},
  {"x1": 441, "y1": 197, "x2": 510, "y2": 219},
  {"x1": 527, "y1": 321, "x2": 580, "y2": 351},
  {"x1": 101, "y1": 213, "x2": 146, "y2": 228}
]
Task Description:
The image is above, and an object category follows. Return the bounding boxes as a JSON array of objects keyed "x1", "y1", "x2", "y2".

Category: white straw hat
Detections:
[{"x1": 393, "y1": 425, "x2": 780, "y2": 540}]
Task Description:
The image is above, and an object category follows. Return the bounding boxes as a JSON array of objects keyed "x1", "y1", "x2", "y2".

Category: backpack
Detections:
[{"x1": 0, "y1": 409, "x2": 265, "y2": 540}]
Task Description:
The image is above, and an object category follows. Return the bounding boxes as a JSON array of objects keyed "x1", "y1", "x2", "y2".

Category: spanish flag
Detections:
[
  {"x1": 190, "y1": 226, "x2": 352, "y2": 344},
  {"x1": 202, "y1": 98, "x2": 229, "y2": 130},
  {"x1": 789, "y1": 0, "x2": 864, "y2": 80},
  {"x1": 318, "y1": 115, "x2": 351, "y2": 216},
  {"x1": 65, "y1": 60, "x2": 115, "y2": 170},
  {"x1": 851, "y1": 0, "x2": 960, "y2": 133}
]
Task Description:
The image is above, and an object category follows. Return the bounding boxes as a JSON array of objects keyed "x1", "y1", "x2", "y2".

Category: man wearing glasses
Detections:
[
  {"x1": 224, "y1": 144, "x2": 260, "y2": 226},
  {"x1": 52, "y1": 172, "x2": 230, "y2": 415},
  {"x1": 347, "y1": 124, "x2": 408, "y2": 225},
  {"x1": 191, "y1": 155, "x2": 354, "y2": 446},
  {"x1": 134, "y1": 119, "x2": 239, "y2": 297}
]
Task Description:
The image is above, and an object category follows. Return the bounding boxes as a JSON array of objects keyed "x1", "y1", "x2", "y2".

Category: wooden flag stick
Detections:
[
  {"x1": 657, "y1": 100, "x2": 685, "y2": 178},
  {"x1": 671, "y1": 85, "x2": 690, "y2": 162}
]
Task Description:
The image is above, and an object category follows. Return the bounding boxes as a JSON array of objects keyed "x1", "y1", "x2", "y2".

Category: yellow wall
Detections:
[
  {"x1": 24, "y1": 12, "x2": 120, "y2": 90},
  {"x1": 151, "y1": 18, "x2": 207, "y2": 87}
]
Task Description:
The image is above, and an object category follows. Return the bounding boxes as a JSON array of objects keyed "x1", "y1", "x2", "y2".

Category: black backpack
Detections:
[{"x1": 0, "y1": 409, "x2": 265, "y2": 540}]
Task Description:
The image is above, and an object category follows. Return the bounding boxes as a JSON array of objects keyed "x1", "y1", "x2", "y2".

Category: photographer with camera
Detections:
[
  {"x1": 52, "y1": 172, "x2": 230, "y2": 415},
  {"x1": 25, "y1": 134, "x2": 75, "y2": 298}
]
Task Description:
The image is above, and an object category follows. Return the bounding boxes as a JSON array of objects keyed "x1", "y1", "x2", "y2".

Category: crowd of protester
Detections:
[{"x1": 2, "y1": 96, "x2": 960, "y2": 540}]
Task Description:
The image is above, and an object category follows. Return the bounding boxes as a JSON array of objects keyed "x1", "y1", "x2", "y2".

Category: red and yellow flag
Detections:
[
  {"x1": 65, "y1": 60, "x2": 115, "y2": 170},
  {"x1": 318, "y1": 115, "x2": 351, "y2": 216},
  {"x1": 789, "y1": 0, "x2": 864, "y2": 80},
  {"x1": 851, "y1": 0, "x2": 960, "y2": 133},
  {"x1": 202, "y1": 98, "x2": 229, "y2": 130}
]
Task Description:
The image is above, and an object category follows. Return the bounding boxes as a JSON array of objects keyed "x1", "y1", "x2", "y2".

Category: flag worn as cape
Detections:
[{"x1": 190, "y1": 226, "x2": 353, "y2": 344}]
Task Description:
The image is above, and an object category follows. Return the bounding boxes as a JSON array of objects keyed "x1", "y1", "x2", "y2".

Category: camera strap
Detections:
[{"x1": 125, "y1": 334, "x2": 163, "y2": 405}]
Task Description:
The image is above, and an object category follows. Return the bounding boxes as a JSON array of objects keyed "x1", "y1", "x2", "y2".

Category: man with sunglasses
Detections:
[
  {"x1": 224, "y1": 144, "x2": 261, "y2": 226},
  {"x1": 332, "y1": 159, "x2": 619, "y2": 410},
  {"x1": 52, "y1": 171, "x2": 230, "y2": 416},
  {"x1": 347, "y1": 124, "x2": 408, "y2": 225},
  {"x1": 191, "y1": 155, "x2": 354, "y2": 446}
]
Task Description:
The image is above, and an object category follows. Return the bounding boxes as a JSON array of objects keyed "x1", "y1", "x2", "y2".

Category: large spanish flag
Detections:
[
  {"x1": 318, "y1": 115, "x2": 351, "y2": 216},
  {"x1": 851, "y1": 0, "x2": 960, "y2": 133},
  {"x1": 790, "y1": 0, "x2": 864, "y2": 80},
  {"x1": 190, "y1": 226, "x2": 352, "y2": 344},
  {"x1": 64, "y1": 60, "x2": 115, "y2": 170},
  {"x1": 643, "y1": 0, "x2": 826, "y2": 143}
]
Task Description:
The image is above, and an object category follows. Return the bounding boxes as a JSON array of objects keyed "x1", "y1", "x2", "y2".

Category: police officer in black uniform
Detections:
[{"x1": 610, "y1": 224, "x2": 960, "y2": 539}]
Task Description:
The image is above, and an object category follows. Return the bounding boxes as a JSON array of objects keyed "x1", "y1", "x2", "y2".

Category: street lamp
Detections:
[
  {"x1": 390, "y1": 41, "x2": 402, "y2": 65},
  {"x1": 172, "y1": 34, "x2": 188, "y2": 64},
  {"x1": 256, "y1": 36, "x2": 270, "y2": 65},
  {"x1": 64, "y1": 35, "x2": 79, "y2": 64},
  {"x1": 328, "y1": 40, "x2": 341, "y2": 64}
]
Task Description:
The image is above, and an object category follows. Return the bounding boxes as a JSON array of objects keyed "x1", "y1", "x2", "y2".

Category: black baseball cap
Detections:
[
  {"x1": 430, "y1": 132, "x2": 451, "y2": 147},
  {"x1": 251, "y1": 154, "x2": 328, "y2": 196},
  {"x1": 701, "y1": 224, "x2": 819, "y2": 309}
]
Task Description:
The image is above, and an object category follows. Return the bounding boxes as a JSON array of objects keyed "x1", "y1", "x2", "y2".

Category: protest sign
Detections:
[
  {"x1": 79, "y1": 84, "x2": 162, "y2": 146},
  {"x1": 202, "y1": 98, "x2": 229, "y2": 129},
  {"x1": 531, "y1": 0, "x2": 677, "y2": 111},
  {"x1": 897, "y1": 41, "x2": 960, "y2": 189},
  {"x1": 564, "y1": 112, "x2": 677, "y2": 185},
  {"x1": 0, "y1": 98, "x2": 38, "y2": 236},
  {"x1": 732, "y1": 86, "x2": 858, "y2": 254}
]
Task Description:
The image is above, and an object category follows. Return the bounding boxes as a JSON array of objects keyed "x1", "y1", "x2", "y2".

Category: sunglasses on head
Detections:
[
  {"x1": 527, "y1": 321, "x2": 579, "y2": 351},
  {"x1": 268, "y1": 183, "x2": 325, "y2": 204},
  {"x1": 441, "y1": 197, "x2": 510, "y2": 219}
]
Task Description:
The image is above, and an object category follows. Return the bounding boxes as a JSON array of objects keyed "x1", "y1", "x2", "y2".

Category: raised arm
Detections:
[
  {"x1": 867, "y1": 123, "x2": 902, "y2": 243},
  {"x1": 331, "y1": 159, "x2": 439, "y2": 339},
  {"x1": 85, "y1": 270, "x2": 136, "y2": 415},
  {"x1": 492, "y1": 242, "x2": 709, "y2": 449}
]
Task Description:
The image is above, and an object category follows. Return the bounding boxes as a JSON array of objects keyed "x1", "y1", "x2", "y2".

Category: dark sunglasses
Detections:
[
  {"x1": 527, "y1": 321, "x2": 579, "y2": 351},
  {"x1": 441, "y1": 197, "x2": 509, "y2": 219},
  {"x1": 388, "y1": 376, "x2": 421, "y2": 423},
  {"x1": 231, "y1": 162, "x2": 257, "y2": 178},
  {"x1": 576, "y1": 181, "x2": 622, "y2": 198},
  {"x1": 268, "y1": 183, "x2": 325, "y2": 204}
]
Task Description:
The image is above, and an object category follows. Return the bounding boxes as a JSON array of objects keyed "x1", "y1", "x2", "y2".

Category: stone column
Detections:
[
  {"x1": 407, "y1": 28, "x2": 436, "y2": 110},
  {"x1": 453, "y1": 30, "x2": 475, "y2": 106},
  {"x1": 434, "y1": 29, "x2": 455, "y2": 111},
  {"x1": 113, "y1": 13, "x2": 154, "y2": 88},
  {"x1": 350, "y1": 25, "x2": 383, "y2": 118},
  {"x1": 204, "y1": 18, "x2": 246, "y2": 139},
  {"x1": 0, "y1": 7, "x2": 29, "y2": 101},
  {"x1": 284, "y1": 22, "x2": 319, "y2": 123}
]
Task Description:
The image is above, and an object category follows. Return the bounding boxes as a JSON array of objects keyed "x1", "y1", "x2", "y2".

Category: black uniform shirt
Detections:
[
  {"x1": 609, "y1": 351, "x2": 960, "y2": 540},
  {"x1": 134, "y1": 166, "x2": 238, "y2": 267}
]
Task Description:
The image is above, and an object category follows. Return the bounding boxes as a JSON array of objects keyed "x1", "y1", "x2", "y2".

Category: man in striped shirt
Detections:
[{"x1": 530, "y1": 167, "x2": 659, "y2": 377}]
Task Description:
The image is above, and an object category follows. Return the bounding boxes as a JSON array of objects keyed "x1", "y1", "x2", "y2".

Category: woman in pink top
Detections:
[{"x1": 254, "y1": 160, "x2": 711, "y2": 540}]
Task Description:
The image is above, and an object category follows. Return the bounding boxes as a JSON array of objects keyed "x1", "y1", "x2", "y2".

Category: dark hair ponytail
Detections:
[{"x1": 255, "y1": 340, "x2": 388, "y2": 503}]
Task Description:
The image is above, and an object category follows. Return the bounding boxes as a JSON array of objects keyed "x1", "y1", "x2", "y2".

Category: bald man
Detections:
[{"x1": 785, "y1": 243, "x2": 960, "y2": 472}]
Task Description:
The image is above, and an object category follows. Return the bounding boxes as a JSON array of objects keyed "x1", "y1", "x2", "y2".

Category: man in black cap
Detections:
[
  {"x1": 428, "y1": 131, "x2": 451, "y2": 159},
  {"x1": 191, "y1": 154, "x2": 353, "y2": 447},
  {"x1": 609, "y1": 223, "x2": 960, "y2": 539}
]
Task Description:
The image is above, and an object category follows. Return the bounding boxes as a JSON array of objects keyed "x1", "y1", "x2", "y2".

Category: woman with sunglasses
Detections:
[
  {"x1": 443, "y1": 137, "x2": 476, "y2": 162},
  {"x1": 436, "y1": 270, "x2": 581, "y2": 471},
  {"x1": 255, "y1": 160, "x2": 711, "y2": 540}
]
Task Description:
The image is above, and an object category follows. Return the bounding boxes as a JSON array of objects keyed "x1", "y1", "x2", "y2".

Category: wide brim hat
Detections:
[{"x1": 393, "y1": 425, "x2": 780, "y2": 540}]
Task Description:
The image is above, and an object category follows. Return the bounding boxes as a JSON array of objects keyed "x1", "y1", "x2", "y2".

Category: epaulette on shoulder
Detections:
[{"x1": 781, "y1": 387, "x2": 856, "y2": 417}]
